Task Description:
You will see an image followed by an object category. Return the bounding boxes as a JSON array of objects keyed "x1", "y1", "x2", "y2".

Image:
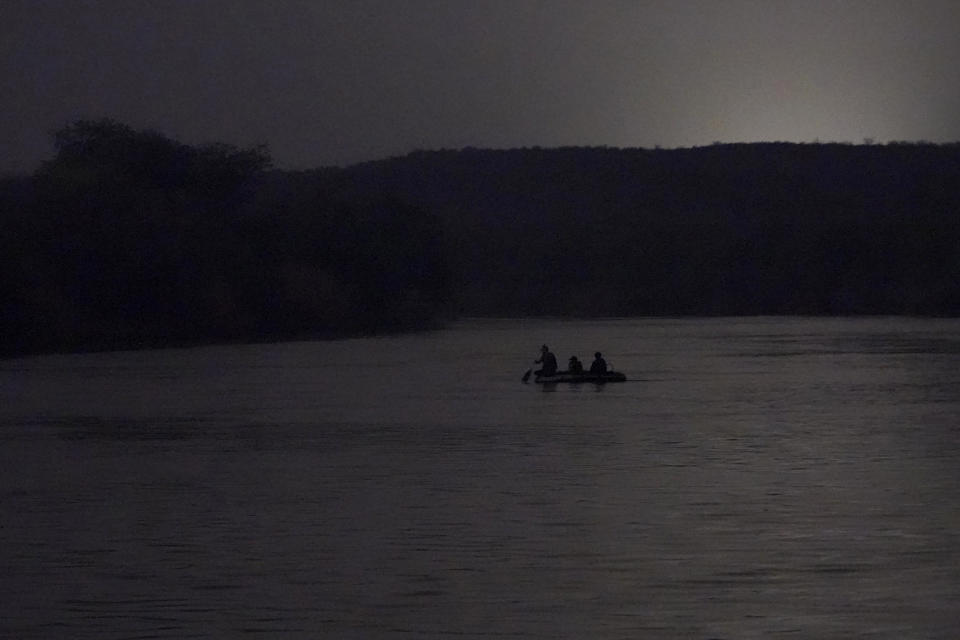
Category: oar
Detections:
[{"x1": 521, "y1": 368, "x2": 532, "y2": 382}]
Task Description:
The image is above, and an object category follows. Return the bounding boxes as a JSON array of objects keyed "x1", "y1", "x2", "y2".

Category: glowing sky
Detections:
[{"x1": 3, "y1": 0, "x2": 959, "y2": 173}]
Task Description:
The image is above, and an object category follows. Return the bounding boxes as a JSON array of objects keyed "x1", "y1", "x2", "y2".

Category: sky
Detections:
[{"x1": 3, "y1": 0, "x2": 960, "y2": 174}]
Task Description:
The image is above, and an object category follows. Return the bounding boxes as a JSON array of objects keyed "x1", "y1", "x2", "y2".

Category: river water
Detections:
[{"x1": 1, "y1": 317, "x2": 958, "y2": 639}]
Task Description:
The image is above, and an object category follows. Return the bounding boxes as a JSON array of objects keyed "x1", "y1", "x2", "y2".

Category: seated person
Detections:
[
  {"x1": 535, "y1": 344, "x2": 558, "y2": 376},
  {"x1": 589, "y1": 352, "x2": 607, "y2": 374},
  {"x1": 567, "y1": 355, "x2": 584, "y2": 374}
]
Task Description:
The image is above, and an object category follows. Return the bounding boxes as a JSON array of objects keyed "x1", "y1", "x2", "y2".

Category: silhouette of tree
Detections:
[{"x1": 3, "y1": 124, "x2": 959, "y2": 357}]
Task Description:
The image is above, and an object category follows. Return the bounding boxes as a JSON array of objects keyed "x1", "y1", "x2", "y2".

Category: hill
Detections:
[
  {"x1": 316, "y1": 142, "x2": 960, "y2": 316},
  {"x1": 3, "y1": 124, "x2": 959, "y2": 356}
]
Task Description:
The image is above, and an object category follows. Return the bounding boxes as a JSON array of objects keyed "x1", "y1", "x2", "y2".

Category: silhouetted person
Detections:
[
  {"x1": 590, "y1": 352, "x2": 607, "y2": 374},
  {"x1": 567, "y1": 355, "x2": 584, "y2": 374},
  {"x1": 535, "y1": 344, "x2": 558, "y2": 376}
]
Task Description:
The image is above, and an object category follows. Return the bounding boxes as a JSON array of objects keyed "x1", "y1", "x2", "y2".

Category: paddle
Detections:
[{"x1": 522, "y1": 351, "x2": 540, "y2": 382}]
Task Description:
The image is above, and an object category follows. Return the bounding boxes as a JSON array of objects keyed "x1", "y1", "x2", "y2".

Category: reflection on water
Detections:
[{"x1": 1, "y1": 318, "x2": 959, "y2": 638}]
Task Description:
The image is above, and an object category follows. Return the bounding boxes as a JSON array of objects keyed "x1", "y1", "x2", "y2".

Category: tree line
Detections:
[
  {"x1": 2, "y1": 121, "x2": 959, "y2": 356},
  {"x1": 0, "y1": 120, "x2": 448, "y2": 356},
  {"x1": 324, "y1": 142, "x2": 960, "y2": 317}
]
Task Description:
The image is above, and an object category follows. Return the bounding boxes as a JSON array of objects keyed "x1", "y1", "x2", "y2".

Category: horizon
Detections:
[
  {"x1": 7, "y1": 127, "x2": 960, "y2": 179},
  {"x1": 4, "y1": 0, "x2": 960, "y2": 175}
]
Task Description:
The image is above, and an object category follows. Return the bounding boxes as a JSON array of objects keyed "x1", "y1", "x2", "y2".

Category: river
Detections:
[{"x1": 1, "y1": 317, "x2": 958, "y2": 638}]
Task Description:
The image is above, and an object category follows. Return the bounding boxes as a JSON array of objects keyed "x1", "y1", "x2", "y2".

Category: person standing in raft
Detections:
[
  {"x1": 590, "y1": 352, "x2": 607, "y2": 374},
  {"x1": 535, "y1": 344, "x2": 558, "y2": 377}
]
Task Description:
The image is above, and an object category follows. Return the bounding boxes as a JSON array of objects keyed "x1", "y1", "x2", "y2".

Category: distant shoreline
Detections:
[{"x1": 4, "y1": 124, "x2": 958, "y2": 359}]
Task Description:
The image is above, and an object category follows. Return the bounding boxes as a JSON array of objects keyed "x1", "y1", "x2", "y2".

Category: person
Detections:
[
  {"x1": 535, "y1": 344, "x2": 558, "y2": 377},
  {"x1": 567, "y1": 355, "x2": 584, "y2": 374},
  {"x1": 589, "y1": 351, "x2": 607, "y2": 374}
]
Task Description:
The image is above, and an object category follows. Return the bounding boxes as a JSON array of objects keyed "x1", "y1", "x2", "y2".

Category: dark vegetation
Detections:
[
  {"x1": 2, "y1": 119, "x2": 959, "y2": 356},
  {"x1": 0, "y1": 120, "x2": 448, "y2": 356},
  {"x1": 335, "y1": 144, "x2": 960, "y2": 317}
]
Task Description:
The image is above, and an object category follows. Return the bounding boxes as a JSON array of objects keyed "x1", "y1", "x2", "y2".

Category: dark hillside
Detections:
[
  {"x1": 319, "y1": 143, "x2": 960, "y2": 316},
  {"x1": 3, "y1": 126, "x2": 959, "y2": 357}
]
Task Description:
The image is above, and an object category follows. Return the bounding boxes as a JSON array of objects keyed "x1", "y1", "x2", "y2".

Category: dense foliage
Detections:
[
  {"x1": 327, "y1": 143, "x2": 960, "y2": 316},
  {"x1": 0, "y1": 120, "x2": 449, "y2": 355},
  {"x1": 2, "y1": 121, "x2": 959, "y2": 356}
]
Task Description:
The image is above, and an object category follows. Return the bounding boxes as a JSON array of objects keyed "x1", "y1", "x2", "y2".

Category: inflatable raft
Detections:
[{"x1": 533, "y1": 371, "x2": 626, "y2": 383}]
